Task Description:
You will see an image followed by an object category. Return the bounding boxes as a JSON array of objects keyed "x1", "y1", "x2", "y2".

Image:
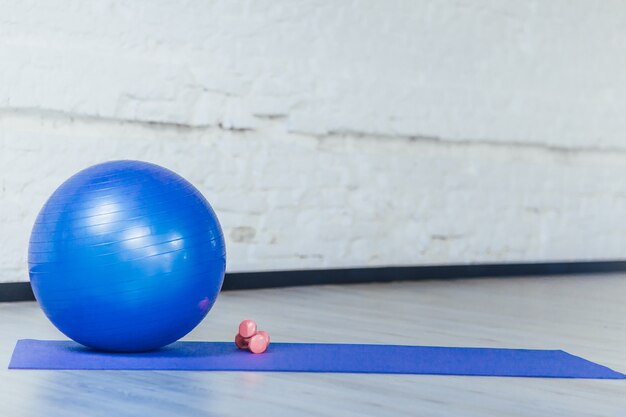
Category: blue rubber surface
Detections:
[{"x1": 9, "y1": 340, "x2": 625, "y2": 378}]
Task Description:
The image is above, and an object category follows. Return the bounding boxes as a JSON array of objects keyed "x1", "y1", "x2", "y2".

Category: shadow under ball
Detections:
[{"x1": 28, "y1": 160, "x2": 226, "y2": 352}]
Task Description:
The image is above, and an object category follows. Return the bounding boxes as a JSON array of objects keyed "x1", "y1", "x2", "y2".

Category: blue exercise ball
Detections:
[{"x1": 28, "y1": 160, "x2": 226, "y2": 352}]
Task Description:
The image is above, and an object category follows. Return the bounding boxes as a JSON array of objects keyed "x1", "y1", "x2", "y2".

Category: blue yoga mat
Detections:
[{"x1": 9, "y1": 339, "x2": 624, "y2": 379}]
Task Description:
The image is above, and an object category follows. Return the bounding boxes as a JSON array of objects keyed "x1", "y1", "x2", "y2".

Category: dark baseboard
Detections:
[
  {"x1": 0, "y1": 282, "x2": 36, "y2": 303},
  {"x1": 3, "y1": 260, "x2": 626, "y2": 302},
  {"x1": 222, "y1": 260, "x2": 626, "y2": 290}
]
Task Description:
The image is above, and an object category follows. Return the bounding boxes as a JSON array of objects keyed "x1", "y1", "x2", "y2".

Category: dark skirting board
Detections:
[
  {"x1": 9, "y1": 339, "x2": 625, "y2": 379},
  {"x1": 223, "y1": 261, "x2": 626, "y2": 290}
]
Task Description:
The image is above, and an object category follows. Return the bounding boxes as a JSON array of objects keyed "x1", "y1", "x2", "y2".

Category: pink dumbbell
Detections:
[
  {"x1": 239, "y1": 319, "x2": 257, "y2": 338},
  {"x1": 248, "y1": 331, "x2": 270, "y2": 354},
  {"x1": 234, "y1": 320, "x2": 270, "y2": 354}
]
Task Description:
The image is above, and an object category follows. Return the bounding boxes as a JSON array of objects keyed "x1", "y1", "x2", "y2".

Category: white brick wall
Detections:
[{"x1": 1, "y1": 1, "x2": 626, "y2": 282}]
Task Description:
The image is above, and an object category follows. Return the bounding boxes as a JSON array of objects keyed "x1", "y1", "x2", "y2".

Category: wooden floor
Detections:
[{"x1": 1, "y1": 274, "x2": 626, "y2": 416}]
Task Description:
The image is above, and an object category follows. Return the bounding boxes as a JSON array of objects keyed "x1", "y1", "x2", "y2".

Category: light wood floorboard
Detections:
[{"x1": 1, "y1": 274, "x2": 625, "y2": 416}]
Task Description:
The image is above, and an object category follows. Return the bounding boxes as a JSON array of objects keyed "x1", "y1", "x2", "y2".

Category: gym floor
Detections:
[{"x1": 2, "y1": 274, "x2": 625, "y2": 416}]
